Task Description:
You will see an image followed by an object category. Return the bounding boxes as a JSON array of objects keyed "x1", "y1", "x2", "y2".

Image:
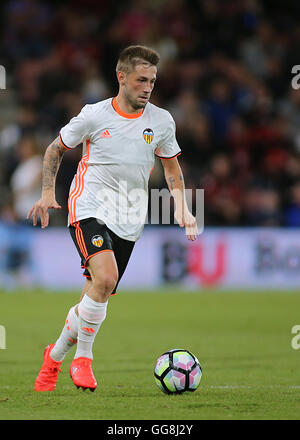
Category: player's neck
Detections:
[{"x1": 114, "y1": 95, "x2": 143, "y2": 116}]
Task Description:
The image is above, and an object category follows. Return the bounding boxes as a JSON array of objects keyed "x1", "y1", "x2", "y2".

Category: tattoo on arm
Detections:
[
  {"x1": 42, "y1": 137, "x2": 65, "y2": 192},
  {"x1": 168, "y1": 173, "x2": 184, "y2": 191},
  {"x1": 169, "y1": 177, "x2": 176, "y2": 190}
]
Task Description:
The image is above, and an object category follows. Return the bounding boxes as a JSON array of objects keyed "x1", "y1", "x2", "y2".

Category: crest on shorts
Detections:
[
  {"x1": 143, "y1": 128, "x2": 154, "y2": 144},
  {"x1": 91, "y1": 235, "x2": 104, "y2": 248}
]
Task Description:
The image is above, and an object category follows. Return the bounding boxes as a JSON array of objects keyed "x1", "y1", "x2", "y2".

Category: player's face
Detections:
[{"x1": 124, "y1": 64, "x2": 157, "y2": 110}]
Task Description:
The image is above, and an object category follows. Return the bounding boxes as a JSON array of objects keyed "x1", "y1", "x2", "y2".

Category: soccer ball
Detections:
[{"x1": 154, "y1": 349, "x2": 202, "y2": 394}]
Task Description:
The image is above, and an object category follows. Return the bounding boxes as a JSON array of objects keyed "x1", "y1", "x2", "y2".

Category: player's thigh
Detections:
[{"x1": 87, "y1": 250, "x2": 119, "y2": 289}]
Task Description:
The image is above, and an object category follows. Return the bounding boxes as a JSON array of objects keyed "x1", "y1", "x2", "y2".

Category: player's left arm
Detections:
[{"x1": 161, "y1": 156, "x2": 198, "y2": 241}]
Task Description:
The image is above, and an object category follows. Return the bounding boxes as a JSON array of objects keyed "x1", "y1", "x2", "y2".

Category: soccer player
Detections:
[{"x1": 27, "y1": 45, "x2": 198, "y2": 392}]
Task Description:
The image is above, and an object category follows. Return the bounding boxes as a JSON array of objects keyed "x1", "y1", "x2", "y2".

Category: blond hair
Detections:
[{"x1": 116, "y1": 45, "x2": 160, "y2": 74}]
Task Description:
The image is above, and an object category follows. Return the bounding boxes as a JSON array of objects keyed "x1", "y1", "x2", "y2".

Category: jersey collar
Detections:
[{"x1": 112, "y1": 97, "x2": 144, "y2": 119}]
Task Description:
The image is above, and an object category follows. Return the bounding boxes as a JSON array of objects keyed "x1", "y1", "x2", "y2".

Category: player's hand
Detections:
[
  {"x1": 174, "y1": 207, "x2": 198, "y2": 241},
  {"x1": 27, "y1": 195, "x2": 62, "y2": 229}
]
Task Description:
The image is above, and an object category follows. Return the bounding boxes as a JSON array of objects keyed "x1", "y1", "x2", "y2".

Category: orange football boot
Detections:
[
  {"x1": 69, "y1": 357, "x2": 97, "y2": 392},
  {"x1": 34, "y1": 344, "x2": 62, "y2": 391}
]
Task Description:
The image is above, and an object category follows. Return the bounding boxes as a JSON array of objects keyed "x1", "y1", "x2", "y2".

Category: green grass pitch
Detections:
[{"x1": 0, "y1": 289, "x2": 300, "y2": 420}]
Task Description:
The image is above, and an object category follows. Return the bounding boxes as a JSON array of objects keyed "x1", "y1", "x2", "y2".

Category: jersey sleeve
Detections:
[
  {"x1": 155, "y1": 114, "x2": 181, "y2": 159},
  {"x1": 59, "y1": 105, "x2": 91, "y2": 150}
]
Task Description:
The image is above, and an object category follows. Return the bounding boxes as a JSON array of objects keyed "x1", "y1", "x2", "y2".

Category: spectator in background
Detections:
[
  {"x1": 10, "y1": 136, "x2": 43, "y2": 222},
  {"x1": 0, "y1": 0, "x2": 300, "y2": 228},
  {"x1": 278, "y1": 89, "x2": 300, "y2": 151},
  {"x1": 283, "y1": 182, "x2": 300, "y2": 227},
  {"x1": 242, "y1": 185, "x2": 281, "y2": 226},
  {"x1": 3, "y1": 0, "x2": 53, "y2": 63},
  {"x1": 81, "y1": 61, "x2": 110, "y2": 104},
  {"x1": 1, "y1": 133, "x2": 41, "y2": 289},
  {"x1": 203, "y1": 77, "x2": 237, "y2": 140},
  {"x1": 201, "y1": 153, "x2": 242, "y2": 226},
  {"x1": 240, "y1": 19, "x2": 283, "y2": 79}
]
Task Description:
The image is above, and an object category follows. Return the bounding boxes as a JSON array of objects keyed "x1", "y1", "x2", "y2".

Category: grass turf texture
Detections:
[{"x1": 0, "y1": 289, "x2": 300, "y2": 420}]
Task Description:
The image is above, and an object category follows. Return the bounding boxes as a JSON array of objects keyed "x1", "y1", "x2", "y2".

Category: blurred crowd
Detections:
[{"x1": 1, "y1": 0, "x2": 300, "y2": 227}]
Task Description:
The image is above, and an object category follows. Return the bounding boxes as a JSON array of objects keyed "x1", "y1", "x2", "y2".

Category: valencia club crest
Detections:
[
  {"x1": 143, "y1": 128, "x2": 154, "y2": 144},
  {"x1": 91, "y1": 235, "x2": 104, "y2": 248}
]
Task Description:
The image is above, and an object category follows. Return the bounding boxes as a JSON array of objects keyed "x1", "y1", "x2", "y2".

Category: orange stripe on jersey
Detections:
[
  {"x1": 68, "y1": 165, "x2": 82, "y2": 225},
  {"x1": 71, "y1": 159, "x2": 87, "y2": 223},
  {"x1": 68, "y1": 140, "x2": 90, "y2": 224},
  {"x1": 112, "y1": 97, "x2": 143, "y2": 119},
  {"x1": 68, "y1": 141, "x2": 89, "y2": 224},
  {"x1": 69, "y1": 160, "x2": 85, "y2": 224}
]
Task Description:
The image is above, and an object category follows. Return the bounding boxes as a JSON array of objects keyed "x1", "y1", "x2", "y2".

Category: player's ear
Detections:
[{"x1": 117, "y1": 71, "x2": 126, "y2": 86}]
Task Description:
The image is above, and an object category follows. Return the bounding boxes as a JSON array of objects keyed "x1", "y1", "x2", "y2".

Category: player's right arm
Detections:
[
  {"x1": 27, "y1": 104, "x2": 91, "y2": 228},
  {"x1": 27, "y1": 136, "x2": 65, "y2": 228}
]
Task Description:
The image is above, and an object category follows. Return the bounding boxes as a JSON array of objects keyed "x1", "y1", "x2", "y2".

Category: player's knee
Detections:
[
  {"x1": 93, "y1": 271, "x2": 118, "y2": 297},
  {"x1": 102, "y1": 274, "x2": 118, "y2": 295}
]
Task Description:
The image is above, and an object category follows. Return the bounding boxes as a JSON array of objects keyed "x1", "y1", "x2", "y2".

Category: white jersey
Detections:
[{"x1": 59, "y1": 97, "x2": 181, "y2": 241}]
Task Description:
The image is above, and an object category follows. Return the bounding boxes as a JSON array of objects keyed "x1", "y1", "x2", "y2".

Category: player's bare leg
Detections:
[
  {"x1": 69, "y1": 251, "x2": 118, "y2": 391},
  {"x1": 34, "y1": 278, "x2": 91, "y2": 391}
]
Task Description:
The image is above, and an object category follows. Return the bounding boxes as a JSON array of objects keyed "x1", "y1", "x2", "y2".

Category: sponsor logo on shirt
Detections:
[{"x1": 100, "y1": 130, "x2": 112, "y2": 138}]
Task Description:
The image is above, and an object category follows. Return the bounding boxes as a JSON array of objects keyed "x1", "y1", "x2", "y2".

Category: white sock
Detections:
[
  {"x1": 74, "y1": 294, "x2": 108, "y2": 360},
  {"x1": 51, "y1": 305, "x2": 78, "y2": 362}
]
